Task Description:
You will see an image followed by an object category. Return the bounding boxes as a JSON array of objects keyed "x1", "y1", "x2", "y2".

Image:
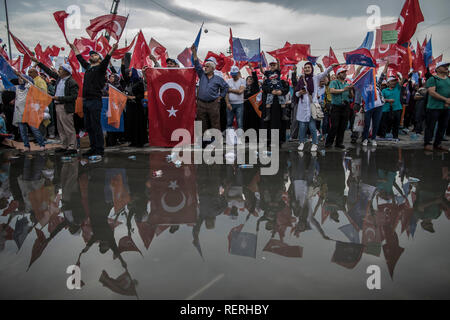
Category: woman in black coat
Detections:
[
  {"x1": 121, "y1": 63, "x2": 147, "y2": 148},
  {"x1": 243, "y1": 65, "x2": 261, "y2": 133}
]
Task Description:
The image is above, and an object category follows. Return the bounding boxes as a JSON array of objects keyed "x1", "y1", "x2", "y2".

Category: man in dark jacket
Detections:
[
  {"x1": 31, "y1": 56, "x2": 79, "y2": 155},
  {"x1": 69, "y1": 42, "x2": 118, "y2": 157}
]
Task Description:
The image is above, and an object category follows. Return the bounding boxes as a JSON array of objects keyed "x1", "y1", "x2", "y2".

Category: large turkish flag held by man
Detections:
[{"x1": 145, "y1": 68, "x2": 197, "y2": 147}]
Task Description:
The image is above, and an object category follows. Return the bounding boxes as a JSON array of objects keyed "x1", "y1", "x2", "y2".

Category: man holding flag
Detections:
[
  {"x1": 31, "y1": 56, "x2": 79, "y2": 156},
  {"x1": 69, "y1": 41, "x2": 118, "y2": 157}
]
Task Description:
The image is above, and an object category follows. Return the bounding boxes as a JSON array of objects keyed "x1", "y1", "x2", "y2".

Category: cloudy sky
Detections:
[{"x1": 0, "y1": 0, "x2": 449, "y2": 64}]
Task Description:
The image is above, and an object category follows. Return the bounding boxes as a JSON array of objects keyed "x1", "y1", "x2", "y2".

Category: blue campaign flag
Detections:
[
  {"x1": 358, "y1": 31, "x2": 374, "y2": 50},
  {"x1": 232, "y1": 37, "x2": 261, "y2": 62},
  {"x1": 423, "y1": 37, "x2": 433, "y2": 68},
  {"x1": 344, "y1": 48, "x2": 377, "y2": 68},
  {"x1": 352, "y1": 67, "x2": 377, "y2": 111},
  {"x1": 0, "y1": 55, "x2": 18, "y2": 89},
  {"x1": 101, "y1": 97, "x2": 124, "y2": 132},
  {"x1": 191, "y1": 22, "x2": 204, "y2": 65},
  {"x1": 307, "y1": 55, "x2": 319, "y2": 65}
]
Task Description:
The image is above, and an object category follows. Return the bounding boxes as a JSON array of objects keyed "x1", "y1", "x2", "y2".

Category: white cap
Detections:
[
  {"x1": 387, "y1": 76, "x2": 397, "y2": 82},
  {"x1": 336, "y1": 67, "x2": 347, "y2": 75},
  {"x1": 436, "y1": 61, "x2": 449, "y2": 69},
  {"x1": 206, "y1": 57, "x2": 217, "y2": 65},
  {"x1": 60, "y1": 63, "x2": 72, "y2": 74},
  {"x1": 230, "y1": 66, "x2": 239, "y2": 74}
]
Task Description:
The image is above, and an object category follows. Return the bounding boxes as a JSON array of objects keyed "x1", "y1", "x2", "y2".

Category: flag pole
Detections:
[{"x1": 4, "y1": 0, "x2": 12, "y2": 60}]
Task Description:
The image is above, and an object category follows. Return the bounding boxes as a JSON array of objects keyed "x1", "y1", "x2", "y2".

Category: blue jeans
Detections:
[
  {"x1": 83, "y1": 99, "x2": 104, "y2": 153},
  {"x1": 18, "y1": 123, "x2": 45, "y2": 148},
  {"x1": 362, "y1": 107, "x2": 383, "y2": 141},
  {"x1": 227, "y1": 103, "x2": 244, "y2": 129},
  {"x1": 299, "y1": 119, "x2": 318, "y2": 144}
]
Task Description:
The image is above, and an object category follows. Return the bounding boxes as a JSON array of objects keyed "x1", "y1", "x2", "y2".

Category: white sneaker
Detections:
[
  {"x1": 311, "y1": 144, "x2": 318, "y2": 152},
  {"x1": 362, "y1": 139, "x2": 368, "y2": 146},
  {"x1": 298, "y1": 142, "x2": 305, "y2": 151},
  {"x1": 371, "y1": 140, "x2": 377, "y2": 146}
]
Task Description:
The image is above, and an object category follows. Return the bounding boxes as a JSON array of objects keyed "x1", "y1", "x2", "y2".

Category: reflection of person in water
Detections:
[{"x1": 76, "y1": 167, "x2": 127, "y2": 269}]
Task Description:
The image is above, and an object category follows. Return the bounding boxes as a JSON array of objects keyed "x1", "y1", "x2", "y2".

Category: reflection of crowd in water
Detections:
[{"x1": 0, "y1": 149, "x2": 449, "y2": 296}]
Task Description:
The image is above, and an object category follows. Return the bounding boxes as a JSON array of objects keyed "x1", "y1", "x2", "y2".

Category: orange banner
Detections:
[
  {"x1": 108, "y1": 85, "x2": 128, "y2": 129},
  {"x1": 22, "y1": 85, "x2": 52, "y2": 129}
]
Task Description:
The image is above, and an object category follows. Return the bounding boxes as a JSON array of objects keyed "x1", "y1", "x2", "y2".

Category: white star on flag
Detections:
[
  {"x1": 167, "y1": 107, "x2": 178, "y2": 117},
  {"x1": 31, "y1": 103, "x2": 40, "y2": 111},
  {"x1": 168, "y1": 181, "x2": 179, "y2": 190}
]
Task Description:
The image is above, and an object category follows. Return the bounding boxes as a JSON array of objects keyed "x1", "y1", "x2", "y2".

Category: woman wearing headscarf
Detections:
[
  {"x1": 243, "y1": 64, "x2": 261, "y2": 133},
  {"x1": 12, "y1": 72, "x2": 46, "y2": 152},
  {"x1": 121, "y1": 61, "x2": 147, "y2": 148},
  {"x1": 294, "y1": 62, "x2": 337, "y2": 152}
]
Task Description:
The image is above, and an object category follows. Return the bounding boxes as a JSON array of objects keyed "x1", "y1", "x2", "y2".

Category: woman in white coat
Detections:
[{"x1": 294, "y1": 62, "x2": 338, "y2": 152}]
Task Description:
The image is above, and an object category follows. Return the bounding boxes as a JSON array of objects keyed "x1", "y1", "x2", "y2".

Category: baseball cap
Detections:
[
  {"x1": 89, "y1": 50, "x2": 103, "y2": 59},
  {"x1": 269, "y1": 61, "x2": 277, "y2": 65},
  {"x1": 436, "y1": 61, "x2": 449, "y2": 69},
  {"x1": 205, "y1": 57, "x2": 217, "y2": 65},
  {"x1": 60, "y1": 63, "x2": 72, "y2": 74},
  {"x1": 230, "y1": 66, "x2": 239, "y2": 75},
  {"x1": 336, "y1": 67, "x2": 347, "y2": 75}
]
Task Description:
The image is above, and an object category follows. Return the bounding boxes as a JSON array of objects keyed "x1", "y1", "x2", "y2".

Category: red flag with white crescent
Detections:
[
  {"x1": 145, "y1": 67, "x2": 197, "y2": 147},
  {"x1": 129, "y1": 30, "x2": 151, "y2": 70},
  {"x1": 147, "y1": 153, "x2": 198, "y2": 225},
  {"x1": 149, "y1": 38, "x2": 168, "y2": 67},
  {"x1": 85, "y1": 14, "x2": 128, "y2": 41}
]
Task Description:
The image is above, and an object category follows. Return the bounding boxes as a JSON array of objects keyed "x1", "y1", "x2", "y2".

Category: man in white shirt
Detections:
[{"x1": 226, "y1": 66, "x2": 246, "y2": 131}]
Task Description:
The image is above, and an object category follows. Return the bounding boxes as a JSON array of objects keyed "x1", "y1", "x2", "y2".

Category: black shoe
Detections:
[
  {"x1": 64, "y1": 149, "x2": 78, "y2": 156},
  {"x1": 351, "y1": 139, "x2": 357, "y2": 144},
  {"x1": 82, "y1": 149, "x2": 95, "y2": 157},
  {"x1": 335, "y1": 144, "x2": 346, "y2": 149},
  {"x1": 325, "y1": 144, "x2": 333, "y2": 149},
  {"x1": 263, "y1": 113, "x2": 271, "y2": 122},
  {"x1": 94, "y1": 151, "x2": 104, "y2": 156},
  {"x1": 55, "y1": 148, "x2": 67, "y2": 153}
]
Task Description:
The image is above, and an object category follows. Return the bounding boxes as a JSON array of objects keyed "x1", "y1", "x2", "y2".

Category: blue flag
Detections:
[
  {"x1": 358, "y1": 31, "x2": 374, "y2": 50},
  {"x1": 423, "y1": 37, "x2": 433, "y2": 68},
  {"x1": 191, "y1": 23, "x2": 204, "y2": 65},
  {"x1": 344, "y1": 48, "x2": 377, "y2": 68},
  {"x1": 352, "y1": 68, "x2": 377, "y2": 111},
  {"x1": 307, "y1": 55, "x2": 319, "y2": 65},
  {"x1": 232, "y1": 37, "x2": 261, "y2": 62},
  {"x1": 0, "y1": 55, "x2": 17, "y2": 89}
]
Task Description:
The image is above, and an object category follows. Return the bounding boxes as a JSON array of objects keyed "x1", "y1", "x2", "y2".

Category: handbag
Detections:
[{"x1": 303, "y1": 75, "x2": 324, "y2": 120}]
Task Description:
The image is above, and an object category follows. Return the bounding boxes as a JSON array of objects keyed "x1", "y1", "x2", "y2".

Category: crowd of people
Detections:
[{"x1": 0, "y1": 41, "x2": 449, "y2": 155}]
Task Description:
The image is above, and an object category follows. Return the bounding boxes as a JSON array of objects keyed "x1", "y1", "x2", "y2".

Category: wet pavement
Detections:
[{"x1": 0, "y1": 146, "x2": 449, "y2": 300}]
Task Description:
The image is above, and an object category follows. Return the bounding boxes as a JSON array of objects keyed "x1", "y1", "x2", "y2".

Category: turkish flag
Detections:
[
  {"x1": 110, "y1": 171, "x2": 131, "y2": 212},
  {"x1": 177, "y1": 47, "x2": 193, "y2": 68},
  {"x1": 9, "y1": 31, "x2": 33, "y2": 70},
  {"x1": 0, "y1": 46, "x2": 9, "y2": 61},
  {"x1": 322, "y1": 47, "x2": 339, "y2": 70},
  {"x1": 374, "y1": 23, "x2": 399, "y2": 63},
  {"x1": 149, "y1": 38, "x2": 168, "y2": 67},
  {"x1": 10, "y1": 55, "x2": 21, "y2": 71},
  {"x1": 147, "y1": 152, "x2": 198, "y2": 225},
  {"x1": 74, "y1": 37, "x2": 98, "y2": 62},
  {"x1": 53, "y1": 10, "x2": 70, "y2": 43},
  {"x1": 413, "y1": 40, "x2": 426, "y2": 74},
  {"x1": 85, "y1": 14, "x2": 127, "y2": 41},
  {"x1": 263, "y1": 238, "x2": 303, "y2": 258},
  {"x1": 35, "y1": 43, "x2": 53, "y2": 68},
  {"x1": 95, "y1": 35, "x2": 112, "y2": 58},
  {"x1": 390, "y1": 44, "x2": 410, "y2": 78},
  {"x1": 116, "y1": 235, "x2": 142, "y2": 256},
  {"x1": 99, "y1": 270, "x2": 138, "y2": 297},
  {"x1": 145, "y1": 67, "x2": 197, "y2": 147},
  {"x1": 268, "y1": 43, "x2": 310, "y2": 65},
  {"x1": 205, "y1": 51, "x2": 225, "y2": 70},
  {"x1": 396, "y1": 0, "x2": 424, "y2": 45},
  {"x1": 22, "y1": 85, "x2": 53, "y2": 129},
  {"x1": 27, "y1": 228, "x2": 48, "y2": 271},
  {"x1": 129, "y1": 30, "x2": 151, "y2": 70},
  {"x1": 112, "y1": 35, "x2": 137, "y2": 60}
]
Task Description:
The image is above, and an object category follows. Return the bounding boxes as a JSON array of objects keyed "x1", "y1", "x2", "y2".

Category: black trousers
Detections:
[
  {"x1": 379, "y1": 110, "x2": 402, "y2": 138},
  {"x1": 83, "y1": 99, "x2": 104, "y2": 153},
  {"x1": 326, "y1": 104, "x2": 349, "y2": 146},
  {"x1": 424, "y1": 109, "x2": 450, "y2": 147}
]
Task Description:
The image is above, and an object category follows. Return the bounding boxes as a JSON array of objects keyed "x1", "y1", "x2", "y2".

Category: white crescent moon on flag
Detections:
[
  {"x1": 378, "y1": 44, "x2": 390, "y2": 54},
  {"x1": 159, "y1": 82, "x2": 185, "y2": 106},
  {"x1": 151, "y1": 47, "x2": 158, "y2": 57},
  {"x1": 161, "y1": 192, "x2": 186, "y2": 213},
  {"x1": 97, "y1": 41, "x2": 104, "y2": 53},
  {"x1": 113, "y1": 21, "x2": 123, "y2": 36}
]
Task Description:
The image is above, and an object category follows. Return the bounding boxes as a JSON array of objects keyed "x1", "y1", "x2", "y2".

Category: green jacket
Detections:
[{"x1": 38, "y1": 62, "x2": 79, "y2": 113}]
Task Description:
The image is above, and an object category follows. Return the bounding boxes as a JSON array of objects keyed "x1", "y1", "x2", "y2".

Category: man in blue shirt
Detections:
[{"x1": 191, "y1": 44, "x2": 230, "y2": 134}]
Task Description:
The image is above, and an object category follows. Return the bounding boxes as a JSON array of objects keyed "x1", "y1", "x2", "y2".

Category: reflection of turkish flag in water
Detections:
[
  {"x1": 28, "y1": 228, "x2": 48, "y2": 271},
  {"x1": 29, "y1": 186, "x2": 52, "y2": 228},
  {"x1": 263, "y1": 238, "x2": 303, "y2": 258},
  {"x1": 145, "y1": 67, "x2": 197, "y2": 147},
  {"x1": 99, "y1": 270, "x2": 138, "y2": 297},
  {"x1": 110, "y1": 173, "x2": 131, "y2": 213},
  {"x1": 116, "y1": 235, "x2": 142, "y2": 257},
  {"x1": 331, "y1": 241, "x2": 364, "y2": 269},
  {"x1": 147, "y1": 152, "x2": 197, "y2": 225}
]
